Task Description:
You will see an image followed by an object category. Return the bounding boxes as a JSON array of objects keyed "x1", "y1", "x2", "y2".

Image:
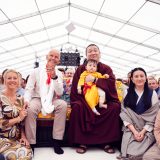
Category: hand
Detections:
[
  {"x1": 77, "y1": 88, "x2": 82, "y2": 94},
  {"x1": 104, "y1": 74, "x2": 109, "y2": 79},
  {"x1": 20, "y1": 137, "x2": 30, "y2": 146},
  {"x1": 133, "y1": 130, "x2": 144, "y2": 142},
  {"x1": 85, "y1": 74, "x2": 95, "y2": 83},
  {"x1": 133, "y1": 130, "x2": 142, "y2": 141},
  {"x1": 23, "y1": 101, "x2": 29, "y2": 109},
  {"x1": 137, "y1": 130, "x2": 146, "y2": 141},
  {"x1": 137, "y1": 134, "x2": 144, "y2": 142},
  {"x1": 19, "y1": 108, "x2": 27, "y2": 121},
  {"x1": 46, "y1": 64, "x2": 56, "y2": 78},
  {"x1": 48, "y1": 70, "x2": 56, "y2": 79}
]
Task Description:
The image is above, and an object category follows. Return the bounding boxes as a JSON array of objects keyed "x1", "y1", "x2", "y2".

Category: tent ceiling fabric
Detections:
[{"x1": 0, "y1": 0, "x2": 160, "y2": 78}]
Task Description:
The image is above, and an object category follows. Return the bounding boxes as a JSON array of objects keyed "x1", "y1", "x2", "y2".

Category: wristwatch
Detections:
[{"x1": 52, "y1": 75, "x2": 58, "y2": 80}]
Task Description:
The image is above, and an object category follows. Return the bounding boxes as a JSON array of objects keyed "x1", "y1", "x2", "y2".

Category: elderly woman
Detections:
[
  {"x1": 0, "y1": 69, "x2": 32, "y2": 160},
  {"x1": 119, "y1": 67, "x2": 159, "y2": 160}
]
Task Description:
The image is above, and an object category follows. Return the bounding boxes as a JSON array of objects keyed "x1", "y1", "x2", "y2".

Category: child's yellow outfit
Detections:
[{"x1": 78, "y1": 71, "x2": 106, "y2": 109}]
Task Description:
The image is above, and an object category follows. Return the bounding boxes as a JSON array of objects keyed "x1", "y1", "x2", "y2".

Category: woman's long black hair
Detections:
[{"x1": 124, "y1": 67, "x2": 152, "y2": 112}]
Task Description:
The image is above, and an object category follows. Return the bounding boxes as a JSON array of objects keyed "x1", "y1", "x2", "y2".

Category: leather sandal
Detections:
[
  {"x1": 116, "y1": 154, "x2": 122, "y2": 159},
  {"x1": 104, "y1": 145, "x2": 115, "y2": 154},
  {"x1": 76, "y1": 145, "x2": 87, "y2": 154}
]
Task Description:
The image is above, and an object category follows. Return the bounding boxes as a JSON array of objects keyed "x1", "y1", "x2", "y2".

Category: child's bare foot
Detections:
[
  {"x1": 99, "y1": 103, "x2": 107, "y2": 109},
  {"x1": 92, "y1": 108, "x2": 100, "y2": 115},
  {"x1": 94, "y1": 110, "x2": 100, "y2": 115}
]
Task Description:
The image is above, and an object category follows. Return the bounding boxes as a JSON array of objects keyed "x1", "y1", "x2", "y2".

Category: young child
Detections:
[{"x1": 77, "y1": 59, "x2": 109, "y2": 115}]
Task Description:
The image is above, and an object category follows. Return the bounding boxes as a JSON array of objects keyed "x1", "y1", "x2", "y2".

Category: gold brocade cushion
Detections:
[{"x1": 37, "y1": 106, "x2": 71, "y2": 120}]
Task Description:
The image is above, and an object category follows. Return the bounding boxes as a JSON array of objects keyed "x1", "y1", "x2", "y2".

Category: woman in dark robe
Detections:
[{"x1": 68, "y1": 44, "x2": 121, "y2": 154}]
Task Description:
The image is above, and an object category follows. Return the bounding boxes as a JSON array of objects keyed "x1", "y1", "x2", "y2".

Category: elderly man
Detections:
[{"x1": 24, "y1": 49, "x2": 67, "y2": 154}]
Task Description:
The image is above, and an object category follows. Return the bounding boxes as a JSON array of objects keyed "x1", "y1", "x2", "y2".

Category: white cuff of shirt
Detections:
[{"x1": 143, "y1": 125, "x2": 153, "y2": 132}]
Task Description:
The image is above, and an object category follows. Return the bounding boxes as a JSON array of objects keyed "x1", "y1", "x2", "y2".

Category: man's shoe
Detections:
[
  {"x1": 53, "y1": 139, "x2": 64, "y2": 154},
  {"x1": 0, "y1": 154, "x2": 5, "y2": 160},
  {"x1": 30, "y1": 144, "x2": 36, "y2": 155}
]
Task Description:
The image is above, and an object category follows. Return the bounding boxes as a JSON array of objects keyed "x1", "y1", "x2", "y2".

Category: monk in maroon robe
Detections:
[{"x1": 68, "y1": 44, "x2": 121, "y2": 153}]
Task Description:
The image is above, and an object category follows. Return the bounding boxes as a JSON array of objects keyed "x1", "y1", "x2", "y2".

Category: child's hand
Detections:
[
  {"x1": 77, "y1": 88, "x2": 82, "y2": 94},
  {"x1": 104, "y1": 74, "x2": 109, "y2": 79}
]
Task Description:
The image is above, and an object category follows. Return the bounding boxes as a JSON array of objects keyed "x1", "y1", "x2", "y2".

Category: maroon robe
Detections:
[{"x1": 68, "y1": 62, "x2": 121, "y2": 145}]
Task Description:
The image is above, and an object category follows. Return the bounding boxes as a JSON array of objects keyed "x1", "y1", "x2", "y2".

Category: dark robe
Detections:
[{"x1": 68, "y1": 62, "x2": 121, "y2": 145}]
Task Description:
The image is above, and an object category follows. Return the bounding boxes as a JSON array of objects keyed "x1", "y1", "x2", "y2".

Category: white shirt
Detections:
[{"x1": 24, "y1": 67, "x2": 64, "y2": 103}]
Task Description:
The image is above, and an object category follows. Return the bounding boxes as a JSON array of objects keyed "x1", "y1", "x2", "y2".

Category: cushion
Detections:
[{"x1": 37, "y1": 106, "x2": 71, "y2": 120}]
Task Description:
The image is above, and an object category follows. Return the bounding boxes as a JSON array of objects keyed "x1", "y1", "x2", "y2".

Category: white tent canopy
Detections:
[{"x1": 0, "y1": 0, "x2": 160, "y2": 78}]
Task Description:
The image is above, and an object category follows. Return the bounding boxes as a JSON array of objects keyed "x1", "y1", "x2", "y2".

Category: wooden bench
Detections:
[{"x1": 36, "y1": 107, "x2": 71, "y2": 147}]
